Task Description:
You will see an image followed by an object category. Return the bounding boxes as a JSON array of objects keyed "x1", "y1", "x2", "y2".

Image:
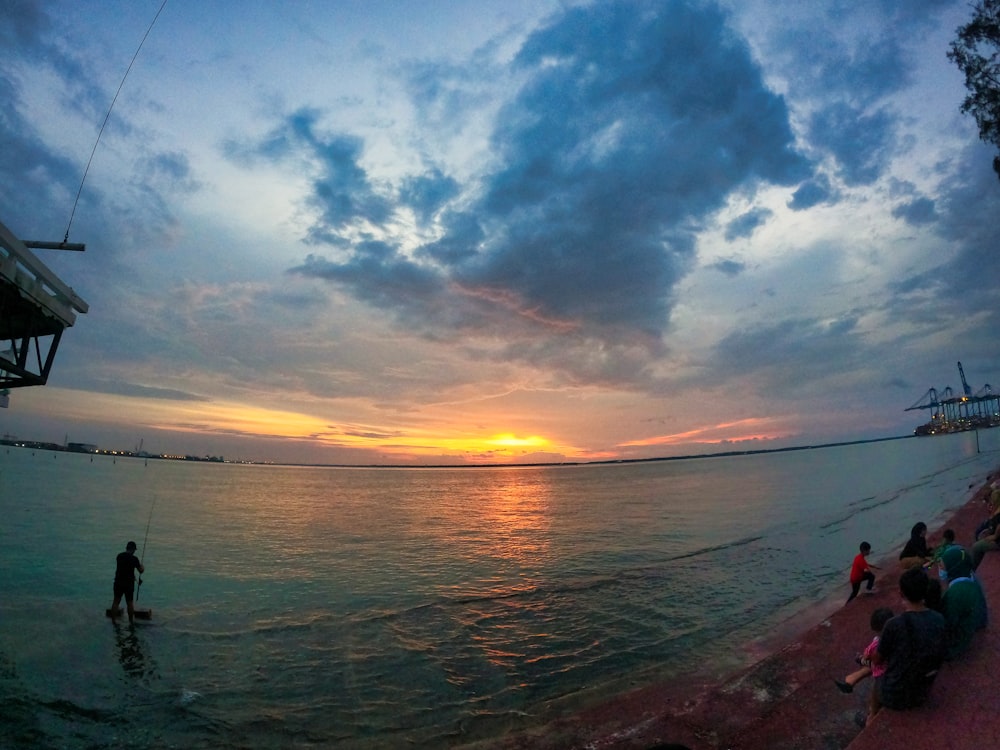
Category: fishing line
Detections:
[
  {"x1": 136, "y1": 495, "x2": 157, "y2": 601},
  {"x1": 140, "y1": 495, "x2": 156, "y2": 563},
  {"x1": 64, "y1": 0, "x2": 170, "y2": 243}
]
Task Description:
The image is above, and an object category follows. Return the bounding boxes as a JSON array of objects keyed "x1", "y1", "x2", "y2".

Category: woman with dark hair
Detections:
[{"x1": 899, "y1": 522, "x2": 931, "y2": 570}]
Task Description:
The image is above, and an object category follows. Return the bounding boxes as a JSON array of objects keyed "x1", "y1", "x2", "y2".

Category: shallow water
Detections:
[{"x1": 1, "y1": 431, "x2": 997, "y2": 748}]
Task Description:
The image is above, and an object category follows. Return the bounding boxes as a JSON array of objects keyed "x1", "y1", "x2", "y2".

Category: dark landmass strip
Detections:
[
  {"x1": 0, "y1": 434, "x2": 915, "y2": 468},
  {"x1": 0, "y1": 439, "x2": 232, "y2": 463}
]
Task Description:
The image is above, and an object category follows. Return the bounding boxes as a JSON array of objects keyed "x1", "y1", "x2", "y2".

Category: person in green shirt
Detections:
[{"x1": 940, "y1": 545, "x2": 988, "y2": 659}]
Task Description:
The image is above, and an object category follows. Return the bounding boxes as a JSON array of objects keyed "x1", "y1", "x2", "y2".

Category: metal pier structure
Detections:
[
  {"x1": 906, "y1": 361, "x2": 1000, "y2": 435},
  {"x1": 0, "y1": 218, "x2": 89, "y2": 397}
]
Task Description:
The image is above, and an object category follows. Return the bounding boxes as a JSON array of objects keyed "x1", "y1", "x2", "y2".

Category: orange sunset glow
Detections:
[{"x1": 619, "y1": 418, "x2": 793, "y2": 448}]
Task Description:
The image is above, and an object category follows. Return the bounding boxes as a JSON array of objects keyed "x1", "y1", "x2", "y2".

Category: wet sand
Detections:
[{"x1": 469, "y1": 469, "x2": 1000, "y2": 750}]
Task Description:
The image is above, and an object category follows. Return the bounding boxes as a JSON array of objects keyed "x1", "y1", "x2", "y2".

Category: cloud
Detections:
[
  {"x1": 0, "y1": 76, "x2": 83, "y2": 234},
  {"x1": 709, "y1": 259, "x2": 747, "y2": 277},
  {"x1": 398, "y1": 168, "x2": 460, "y2": 224},
  {"x1": 788, "y1": 174, "x2": 835, "y2": 210},
  {"x1": 748, "y1": 2, "x2": 954, "y2": 188},
  {"x1": 275, "y1": 0, "x2": 810, "y2": 388},
  {"x1": 891, "y1": 196, "x2": 937, "y2": 225},
  {"x1": 226, "y1": 108, "x2": 394, "y2": 238},
  {"x1": 724, "y1": 208, "x2": 773, "y2": 240},
  {"x1": 143, "y1": 151, "x2": 200, "y2": 193},
  {"x1": 931, "y1": 143, "x2": 1000, "y2": 308},
  {"x1": 291, "y1": 248, "x2": 445, "y2": 318},
  {"x1": 809, "y1": 103, "x2": 897, "y2": 186},
  {"x1": 0, "y1": 0, "x2": 50, "y2": 50},
  {"x1": 82, "y1": 380, "x2": 211, "y2": 402},
  {"x1": 9, "y1": 0, "x2": 994, "y2": 461},
  {"x1": 711, "y1": 314, "x2": 864, "y2": 392}
]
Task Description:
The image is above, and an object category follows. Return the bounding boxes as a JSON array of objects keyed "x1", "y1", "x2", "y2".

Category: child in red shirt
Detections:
[{"x1": 847, "y1": 541, "x2": 879, "y2": 603}]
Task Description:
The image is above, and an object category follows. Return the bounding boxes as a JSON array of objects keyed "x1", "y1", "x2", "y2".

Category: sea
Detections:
[{"x1": 1, "y1": 430, "x2": 999, "y2": 749}]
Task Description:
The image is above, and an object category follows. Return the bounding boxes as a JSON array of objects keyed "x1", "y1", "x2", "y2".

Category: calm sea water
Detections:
[{"x1": 1, "y1": 431, "x2": 998, "y2": 749}]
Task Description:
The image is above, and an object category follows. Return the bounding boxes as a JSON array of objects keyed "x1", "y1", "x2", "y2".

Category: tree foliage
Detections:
[{"x1": 948, "y1": 0, "x2": 1000, "y2": 180}]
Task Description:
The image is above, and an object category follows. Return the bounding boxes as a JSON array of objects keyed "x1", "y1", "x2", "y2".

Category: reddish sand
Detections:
[{"x1": 469, "y1": 469, "x2": 1000, "y2": 750}]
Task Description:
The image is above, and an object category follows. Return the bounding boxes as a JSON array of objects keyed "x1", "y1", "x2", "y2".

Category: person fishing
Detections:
[{"x1": 109, "y1": 541, "x2": 145, "y2": 625}]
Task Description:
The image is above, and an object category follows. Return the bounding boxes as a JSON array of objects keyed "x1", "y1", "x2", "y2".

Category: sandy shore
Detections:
[{"x1": 466, "y1": 468, "x2": 1000, "y2": 750}]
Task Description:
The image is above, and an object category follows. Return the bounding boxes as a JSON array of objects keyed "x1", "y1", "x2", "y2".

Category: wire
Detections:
[
  {"x1": 136, "y1": 495, "x2": 156, "y2": 602},
  {"x1": 64, "y1": 0, "x2": 170, "y2": 243},
  {"x1": 140, "y1": 495, "x2": 157, "y2": 564}
]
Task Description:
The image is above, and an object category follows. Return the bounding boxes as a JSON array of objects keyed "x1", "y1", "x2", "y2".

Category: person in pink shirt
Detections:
[{"x1": 835, "y1": 606, "x2": 894, "y2": 694}]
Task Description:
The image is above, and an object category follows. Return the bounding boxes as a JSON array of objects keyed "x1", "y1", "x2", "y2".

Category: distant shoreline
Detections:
[{"x1": 1, "y1": 433, "x2": 914, "y2": 469}]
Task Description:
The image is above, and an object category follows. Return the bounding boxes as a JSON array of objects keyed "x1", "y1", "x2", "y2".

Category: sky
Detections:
[{"x1": 1, "y1": 0, "x2": 999, "y2": 465}]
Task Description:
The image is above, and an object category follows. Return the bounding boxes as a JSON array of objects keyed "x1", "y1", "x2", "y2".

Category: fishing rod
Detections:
[{"x1": 135, "y1": 496, "x2": 156, "y2": 602}]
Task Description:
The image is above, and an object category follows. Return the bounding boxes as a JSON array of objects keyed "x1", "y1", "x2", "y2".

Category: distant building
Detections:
[{"x1": 67, "y1": 442, "x2": 99, "y2": 453}]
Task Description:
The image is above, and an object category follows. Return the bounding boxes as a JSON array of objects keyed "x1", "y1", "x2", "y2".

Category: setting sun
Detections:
[{"x1": 486, "y1": 433, "x2": 550, "y2": 448}]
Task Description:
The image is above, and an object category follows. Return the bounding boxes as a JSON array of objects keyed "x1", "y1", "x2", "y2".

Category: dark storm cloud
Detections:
[
  {"x1": 398, "y1": 169, "x2": 460, "y2": 224},
  {"x1": 0, "y1": 0, "x2": 49, "y2": 51},
  {"x1": 709, "y1": 259, "x2": 746, "y2": 277},
  {"x1": 809, "y1": 103, "x2": 896, "y2": 186},
  {"x1": 811, "y1": 33, "x2": 912, "y2": 106},
  {"x1": 461, "y1": 1, "x2": 807, "y2": 334},
  {"x1": 887, "y1": 268, "x2": 941, "y2": 297},
  {"x1": 416, "y1": 211, "x2": 484, "y2": 265},
  {"x1": 724, "y1": 208, "x2": 773, "y2": 241},
  {"x1": 81, "y1": 380, "x2": 210, "y2": 402},
  {"x1": 0, "y1": 76, "x2": 82, "y2": 233},
  {"x1": 144, "y1": 151, "x2": 197, "y2": 188},
  {"x1": 0, "y1": 2, "x2": 89, "y2": 235},
  {"x1": 291, "y1": 248, "x2": 446, "y2": 318},
  {"x1": 766, "y1": 4, "x2": 949, "y2": 187},
  {"x1": 227, "y1": 108, "x2": 393, "y2": 238},
  {"x1": 711, "y1": 314, "x2": 864, "y2": 391},
  {"x1": 2, "y1": 1, "x2": 116, "y2": 129},
  {"x1": 403, "y1": 54, "x2": 499, "y2": 138},
  {"x1": 891, "y1": 196, "x2": 937, "y2": 225},
  {"x1": 880, "y1": 147, "x2": 1000, "y2": 336},
  {"x1": 788, "y1": 174, "x2": 834, "y2": 210},
  {"x1": 930, "y1": 144, "x2": 1000, "y2": 307},
  {"x1": 867, "y1": 0, "x2": 957, "y2": 23},
  {"x1": 1, "y1": 0, "x2": 188, "y2": 292},
  {"x1": 281, "y1": 0, "x2": 809, "y2": 377},
  {"x1": 863, "y1": 145, "x2": 1000, "y2": 387}
]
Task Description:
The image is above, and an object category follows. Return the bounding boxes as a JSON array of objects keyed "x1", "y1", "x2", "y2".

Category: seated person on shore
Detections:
[
  {"x1": 866, "y1": 568, "x2": 946, "y2": 725},
  {"x1": 899, "y1": 522, "x2": 931, "y2": 570},
  {"x1": 929, "y1": 528, "x2": 958, "y2": 566},
  {"x1": 834, "y1": 606, "x2": 893, "y2": 700},
  {"x1": 923, "y1": 576, "x2": 944, "y2": 613},
  {"x1": 972, "y1": 505, "x2": 1000, "y2": 570},
  {"x1": 941, "y1": 546, "x2": 988, "y2": 659},
  {"x1": 847, "y1": 541, "x2": 879, "y2": 603},
  {"x1": 974, "y1": 484, "x2": 1000, "y2": 540}
]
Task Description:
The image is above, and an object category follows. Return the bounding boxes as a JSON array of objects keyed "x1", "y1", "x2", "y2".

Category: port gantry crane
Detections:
[
  {"x1": 906, "y1": 361, "x2": 1000, "y2": 435},
  {"x1": 958, "y1": 360, "x2": 973, "y2": 397}
]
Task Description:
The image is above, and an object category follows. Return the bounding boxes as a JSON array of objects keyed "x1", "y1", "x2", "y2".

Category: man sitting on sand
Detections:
[{"x1": 866, "y1": 568, "x2": 946, "y2": 725}]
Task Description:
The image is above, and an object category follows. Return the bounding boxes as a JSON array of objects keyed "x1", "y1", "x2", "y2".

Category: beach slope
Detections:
[{"x1": 476, "y1": 472, "x2": 999, "y2": 750}]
